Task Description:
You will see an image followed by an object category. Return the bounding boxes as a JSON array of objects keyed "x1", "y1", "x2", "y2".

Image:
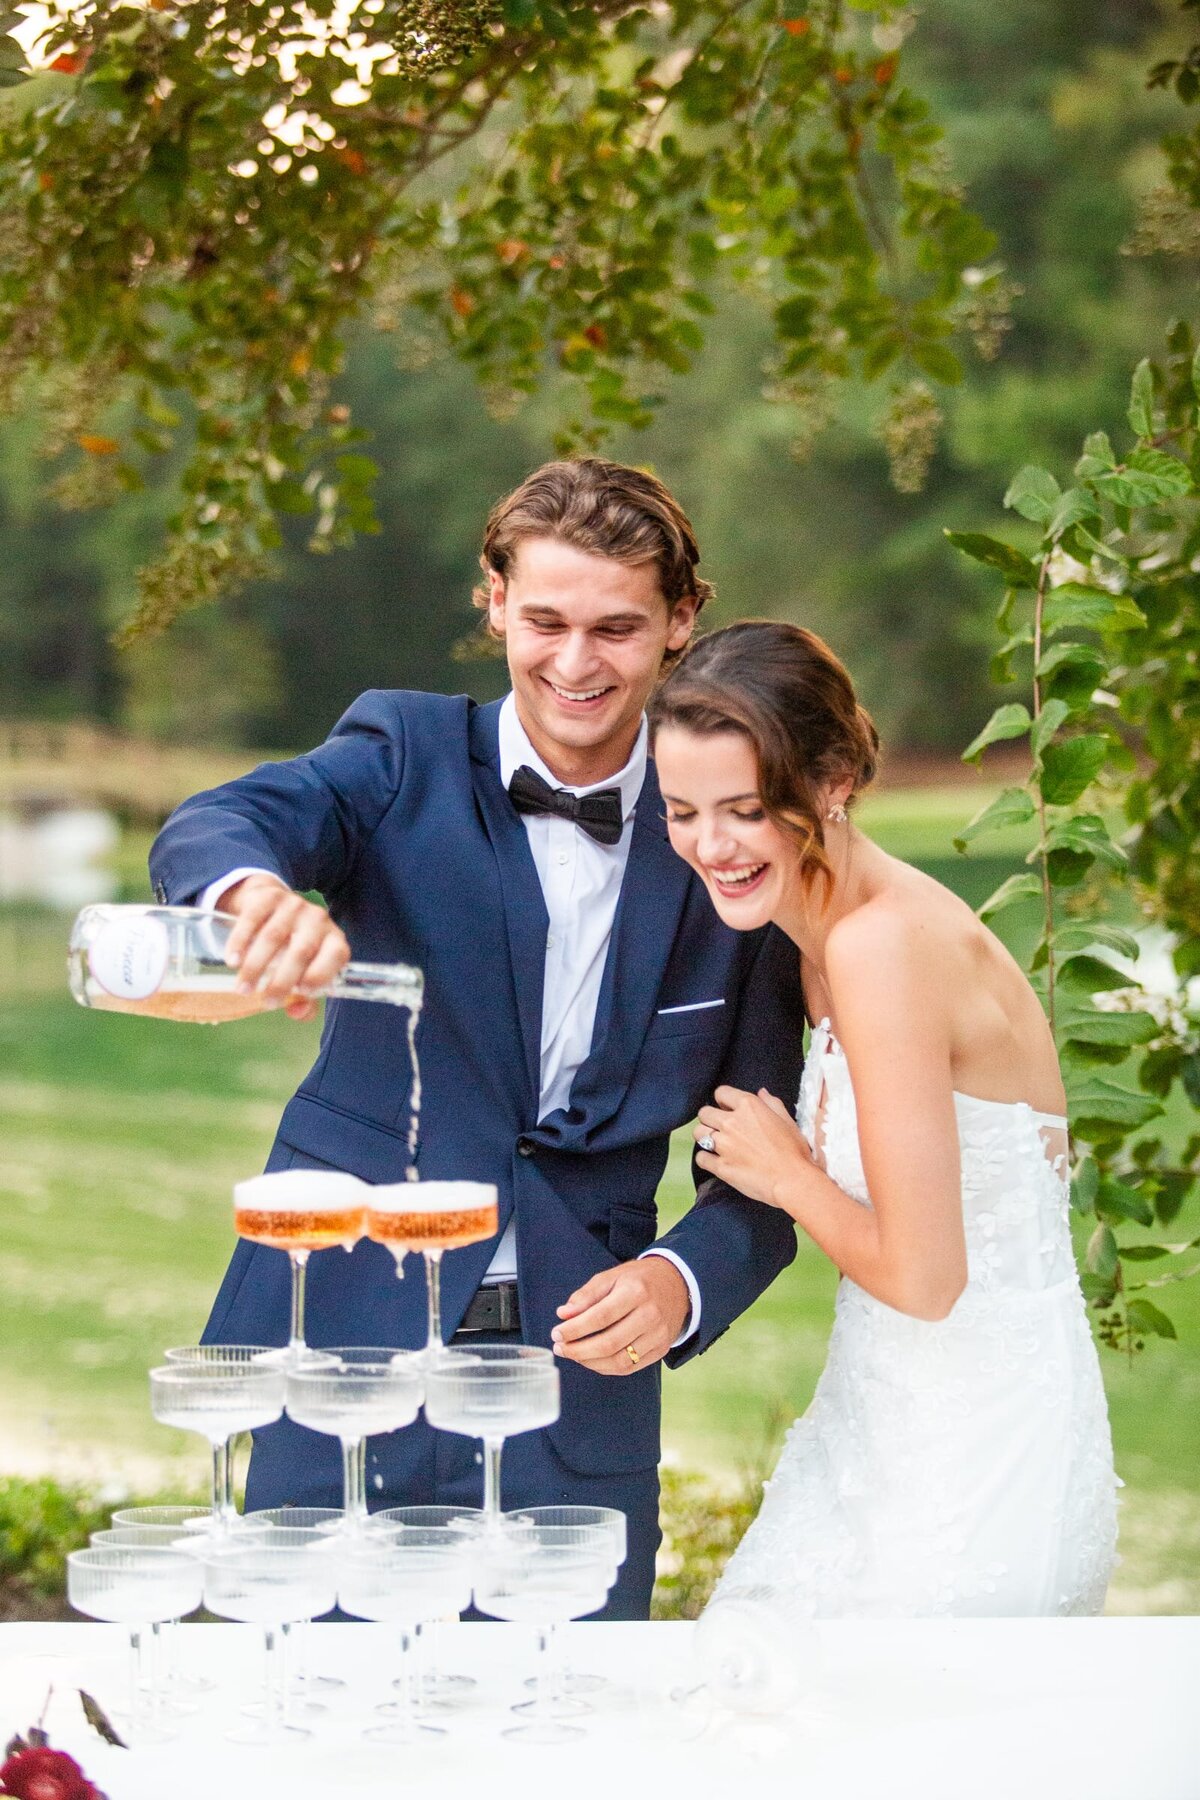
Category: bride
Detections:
[{"x1": 649, "y1": 619, "x2": 1118, "y2": 1617}]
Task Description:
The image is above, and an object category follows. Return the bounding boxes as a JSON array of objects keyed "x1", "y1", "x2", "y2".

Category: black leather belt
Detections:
[{"x1": 455, "y1": 1281, "x2": 522, "y2": 1335}]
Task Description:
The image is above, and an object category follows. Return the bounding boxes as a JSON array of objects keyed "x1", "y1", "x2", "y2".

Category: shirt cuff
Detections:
[
  {"x1": 639, "y1": 1247, "x2": 701, "y2": 1348},
  {"x1": 198, "y1": 868, "x2": 284, "y2": 913}
]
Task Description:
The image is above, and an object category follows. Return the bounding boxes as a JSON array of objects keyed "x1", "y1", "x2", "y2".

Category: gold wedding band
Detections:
[{"x1": 626, "y1": 1344, "x2": 640, "y2": 1366}]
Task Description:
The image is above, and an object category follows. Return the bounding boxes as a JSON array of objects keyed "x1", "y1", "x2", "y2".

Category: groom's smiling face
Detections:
[{"x1": 488, "y1": 535, "x2": 697, "y2": 787}]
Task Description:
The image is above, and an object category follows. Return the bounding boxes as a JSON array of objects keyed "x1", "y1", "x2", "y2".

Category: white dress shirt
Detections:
[{"x1": 200, "y1": 691, "x2": 702, "y2": 1342}]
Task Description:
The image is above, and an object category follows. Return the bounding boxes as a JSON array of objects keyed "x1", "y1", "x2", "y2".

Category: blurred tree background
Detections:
[{"x1": 2, "y1": 0, "x2": 1192, "y2": 758}]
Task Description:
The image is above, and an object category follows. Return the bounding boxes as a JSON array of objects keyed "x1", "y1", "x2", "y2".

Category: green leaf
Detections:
[
  {"x1": 961, "y1": 702, "x2": 1031, "y2": 763},
  {"x1": 1047, "y1": 486, "x2": 1101, "y2": 539},
  {"x1": 1075, "y1": 431, "x2": 1117, "y2": 479},
  {"x1": 1120, "y1": 1235, "x2": 1200, "y2": 1261},
  {"x1": 1068, "y1": 1076, "x2": 1164, "y2": 1136},
  {"x1": 1053, "y1": 922, "x2": 1140, "y2": 960},
  {"x1": 1003, "y1": 465, "x2": 1060, "y2": 525},
  {"x1": 977, "y1": 871, "x2": 1043, "y2": 922},
  {"x1": 910, "y1": 340, "x2": 962, "y2": 385},
  {"x1": 1126, "y1": 447, "x2": 1193, "y2": 496},
  {"x1": 943, "y1": 531, "x2": 1039, "y2": 587},
  {"x1": 1090, "y1": 467, "x2": 1191, "y2": 508},
  {"x1": 1031, "y1": 698, "x2": 1071, "y2": 761},
  {"x1": 1124, "y1": 1297, "x2": 1177, "y2": 1341},
  {"x1": 1086, "y1": 1223, "x2": 1118, "y2": 1280},
  {"x1": 1192, "y1": 342, "x2": 1200, "y2": 402},
  {"x1": 1036, "y1": 641, "x2": 1107, "y2": 710},
  {"x1": 1094, "y1": 1182, "x2": 1155, "y2": 1227},
  {"x1": 1127, "y1": 357, "x2": 1155, "y2": 439},
  {"x1": 1040, "y1": 814, "x2": 1127, "y2": 871},
  {"x1": 1057, "y1": 953, "x2": 1132, "y2": 994},
  {"x1": 953, "y1": 786, "x2": 1035, "y2": 853},
  {"x1": 1071, "y1": 1156, "x2": 1100, "y2": 1215},
  {"x1": 1059, "y1": 1008, "x2": 1159, "y2": 1048},
  {"x1": 1041, "y1": 584, "x2": 1146, "y2": 635},
  {"x1": 1039, "y1": 735, "x2": 1108, "y2": 805}
]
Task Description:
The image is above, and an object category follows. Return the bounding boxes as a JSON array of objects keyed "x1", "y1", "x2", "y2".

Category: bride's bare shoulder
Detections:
[{"x1": 825, "y1": 878, "x2": 967, "y2": 980}]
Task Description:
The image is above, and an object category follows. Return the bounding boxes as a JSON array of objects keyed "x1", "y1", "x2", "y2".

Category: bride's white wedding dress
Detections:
[{"x1": 713, "y1": 1018, "x2": 1119, "y2": 1617}]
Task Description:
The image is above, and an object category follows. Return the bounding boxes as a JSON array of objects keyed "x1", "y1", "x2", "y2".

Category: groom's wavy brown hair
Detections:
[
  {"x1": 473, "y1": 458, "x2": 713, "y2": 669},
  {"x1": 648, "y1": 620, "x2": 880, "y2": 906}
]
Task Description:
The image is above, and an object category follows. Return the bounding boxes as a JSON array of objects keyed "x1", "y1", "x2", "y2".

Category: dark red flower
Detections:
[{"x1": 0, "y1": 1746, "x2": 103, "y2": 1800}]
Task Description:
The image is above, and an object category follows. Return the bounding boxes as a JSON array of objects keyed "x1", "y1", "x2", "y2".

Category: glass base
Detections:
[
  {"x1": 524, "y1": 1670, "x2": 605, "y2": 1697},
  {"x1": 115, "y1": 1717, "x2": 177, "y2": 1748},
  {"x1": 374, "y1": 1698, "x2": 444, "y2": 1724},
  {"x1": 422, "y1": 1671, "x2": 476, "y2": 1702},
  {"x1": 241, "y1": 1697, "x2": 326, "y2": 1721},
  {"x1": 365, "y1": 1719, "x2": 445, "y2": 1745},
  {"x1": 175, "y1": 1672, "x2": 216, "y2": 1697},
  {"x1": 300, "y1": 1672, "x2": 345, "y2": 1693},
  {"x1": 502, "y1": 1718, "x2": 585, "y2": 1744},
  {"x1": 227, "y1": 1718, "x2": 310, "y2": 1745},
  {"x1": 512, "y1": 1693, "x2": 590, "y2": 1721}
]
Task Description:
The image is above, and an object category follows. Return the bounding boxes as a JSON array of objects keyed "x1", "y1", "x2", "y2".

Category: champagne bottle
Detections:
[{"x1": 68, "y1": 903, "x2": 423, "y2": 1024}]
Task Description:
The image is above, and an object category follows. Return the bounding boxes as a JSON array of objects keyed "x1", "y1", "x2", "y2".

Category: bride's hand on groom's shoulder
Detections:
[{"x1": 694, "y1": 1085, "x2": 814, "y2": 1214}]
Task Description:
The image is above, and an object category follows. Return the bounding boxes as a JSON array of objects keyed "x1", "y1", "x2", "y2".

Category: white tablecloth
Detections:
[{"x1": 1, "y1": 1618, "x2": 1195, "y2": 1800}]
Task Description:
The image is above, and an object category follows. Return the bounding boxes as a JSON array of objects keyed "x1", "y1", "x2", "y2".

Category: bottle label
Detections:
[{"x1": 88, "y1": 915, "x2": 170, "y2": 999}]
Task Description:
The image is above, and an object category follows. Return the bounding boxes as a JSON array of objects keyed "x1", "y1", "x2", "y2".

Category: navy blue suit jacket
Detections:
[{"x1": 150, "y1": 691, "x2": 804, "y2": 1479}]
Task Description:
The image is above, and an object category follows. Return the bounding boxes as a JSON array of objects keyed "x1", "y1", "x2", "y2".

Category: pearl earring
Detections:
[{"x1": 826, "y1": 803, "x2": 848, "y2": 824}]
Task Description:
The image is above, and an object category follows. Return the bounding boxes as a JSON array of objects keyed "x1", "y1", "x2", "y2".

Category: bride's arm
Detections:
[{"x1": 695, "y1": 908, "x2": 968, "y2": 1321}]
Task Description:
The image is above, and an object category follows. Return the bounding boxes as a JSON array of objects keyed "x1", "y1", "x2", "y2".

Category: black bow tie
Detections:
[{"x1": 507, "y1": 764, "x2": 625, "y2": 846}]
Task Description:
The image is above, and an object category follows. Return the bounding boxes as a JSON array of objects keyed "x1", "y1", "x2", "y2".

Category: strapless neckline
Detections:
[{"x1": 810, "y1": 1016, "x2": 1068, "y2": 1128}]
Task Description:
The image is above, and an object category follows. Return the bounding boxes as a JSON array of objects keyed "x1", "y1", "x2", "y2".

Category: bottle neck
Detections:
[{"x1": 326, "y1": 961, "x2": 424, "y2": 1013}]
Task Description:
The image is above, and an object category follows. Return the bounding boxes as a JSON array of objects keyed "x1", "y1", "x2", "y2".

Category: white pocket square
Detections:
[{"x1": 656, "y1": 998, "x2": 725, "y2": 1015}]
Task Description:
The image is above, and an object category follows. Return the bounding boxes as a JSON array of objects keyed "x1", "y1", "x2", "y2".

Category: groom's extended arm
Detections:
[
  {"x1": 149, "y1": 690, "x2": 408, "y2": 911},
  {"x1": 657, "y1": 923, "x2": 805, "y2": 1368}
]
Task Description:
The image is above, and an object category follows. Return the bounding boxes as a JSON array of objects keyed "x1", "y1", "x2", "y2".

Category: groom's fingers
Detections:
[
  {"x1": 555, "y1": 1268, "x2": 618, "y2": 1321},
  {"x1": 555, "y1": 1305, "x2": 659, "y2": 1370},
  {"x1": 553, "y1": 1282, "x2": 632, "y2": 1344}
]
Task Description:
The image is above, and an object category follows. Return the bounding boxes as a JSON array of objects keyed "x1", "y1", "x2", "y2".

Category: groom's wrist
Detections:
[{"x1": 639, "y1": 1248, "x2": 701, "y2": 1347}]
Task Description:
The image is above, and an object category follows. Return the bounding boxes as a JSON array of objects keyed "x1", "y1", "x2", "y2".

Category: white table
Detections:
[{"x1": 2, "y1": 1618, "x2": 1195, "y2": 1800}]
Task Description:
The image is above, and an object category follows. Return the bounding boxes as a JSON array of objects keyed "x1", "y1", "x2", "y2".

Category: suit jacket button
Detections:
[{"x1": 517, "y1": 1137, "x2": 535, "y2": 1157}]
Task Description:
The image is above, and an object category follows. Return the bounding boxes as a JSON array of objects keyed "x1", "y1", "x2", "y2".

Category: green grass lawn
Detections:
[{"x1": 1, "y1": 784, "x2": 1196, "y2": 1612}]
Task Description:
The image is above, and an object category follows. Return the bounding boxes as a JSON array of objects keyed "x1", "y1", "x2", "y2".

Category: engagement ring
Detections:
[{"x1": 697, "y1": 1133, "x2": 716, "y2": 1153}]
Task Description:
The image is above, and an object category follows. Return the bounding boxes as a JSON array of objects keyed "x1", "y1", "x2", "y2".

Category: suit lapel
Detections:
[
  {"x1": 468, "y1": 700, "x2": 547, "y2": 1107},
  {"x1": 559, "y1": 758, "x2": 692, "y2": 1135}
]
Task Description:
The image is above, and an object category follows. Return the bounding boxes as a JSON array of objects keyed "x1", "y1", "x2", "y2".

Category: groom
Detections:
[{"x1": 149, "y1": 457, "x2": 804, "y2": 1617}]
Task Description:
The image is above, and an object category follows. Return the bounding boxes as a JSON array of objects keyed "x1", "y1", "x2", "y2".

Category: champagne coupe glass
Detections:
[
  {"x1": 232, "y1": 1510, "x2": 347, "y2": 1701},
  {"x1": 103, "y1": 1507, "x2": 232, "y2": 1699},
  {"x1": 422, "y1": 1344, "x2": 559, "y2": 1528},
  {"x1": 233, "y1": 1171, "x2": 367, "y2": 1367},
  {"x1": 90, "y1": 1523, "x2": 224, "y2": 1713},
  {"x1": 364, "y1": 1182, "x2": 499, "y2": 1367},
  {"x1": 202, "y1": 1543, "x2": 338, "y2": 1744},
  {"x1": 337, "y1": 1538, "x2": 473, "y2": 1744},
  {"x1": 67, "y1": 1545, "x2": 203, "y2": 1746},
  {"x1": 161, "y1": 1344, "x2": 292, "y2": 1522},
  {"x1": 150, "y1": 1357, "x2": 285, "y2": 1531},
  {"x1": 473, "y1": 1529, "x2": 614, "y2": 1744},
  {"x1": 284, "y1": 1347, "x2": 423, "y2": 1533},
  {"x1": 369, "y1": 1504, "x2": 484, "y2": 1704},
  {"x1": 508, "y1": 1505, "x2": 627, "y2": 1696},
  {"x1": 111, "y1": 1503, "x2": 214, "y2": 1533}
]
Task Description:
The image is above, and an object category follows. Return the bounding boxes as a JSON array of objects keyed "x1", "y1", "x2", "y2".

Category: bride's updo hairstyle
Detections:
[{"x1": 648, "y1": 620, "x2": 880, "y2": 905}]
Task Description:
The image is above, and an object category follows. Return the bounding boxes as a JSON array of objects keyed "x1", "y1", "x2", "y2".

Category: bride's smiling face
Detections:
[{"x1": 655, "y1": 725, "x2": 802, "y2": 930}]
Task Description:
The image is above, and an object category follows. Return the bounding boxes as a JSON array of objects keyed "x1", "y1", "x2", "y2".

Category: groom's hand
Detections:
[
  {"x1": 550, "y1": 1258, "x2": 690, "y2": 1376},
  {"x1": 221, "y1": 874, "x2": 350, "y2": 1021}
]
